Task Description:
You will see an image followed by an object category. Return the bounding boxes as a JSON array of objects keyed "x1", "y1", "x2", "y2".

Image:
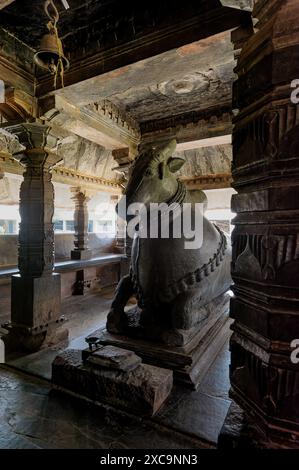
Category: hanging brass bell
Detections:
[{"x1": 33, "y1": 29, "x2": 70, "y2": 74}]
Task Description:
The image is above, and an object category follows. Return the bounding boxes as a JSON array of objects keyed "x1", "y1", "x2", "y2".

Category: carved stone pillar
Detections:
[
  {"x1": 71, "y1": 187, "x2": 92, "y2": 260},
  {"x1": 112, "y1": 147, "x2": 135, "y2": 258},
  {"x1": 4, "y1": 123, "x2": 67, "y2": 352},
  {"x1": 228, "y1": 0, "x2": 299, "y2": 446}
]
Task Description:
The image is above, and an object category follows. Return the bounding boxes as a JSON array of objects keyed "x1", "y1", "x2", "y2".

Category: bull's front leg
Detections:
[{"x1": 106, "y1": 274, "x2": 134, "y2": 334}]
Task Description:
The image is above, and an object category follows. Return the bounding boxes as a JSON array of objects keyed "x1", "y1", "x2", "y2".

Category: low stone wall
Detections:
[{"x1": 0, "y1": 233, "x2": 117, "y2": 267}]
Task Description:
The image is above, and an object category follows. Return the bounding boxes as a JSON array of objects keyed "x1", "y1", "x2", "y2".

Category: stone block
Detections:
[
  {"x1": 86, "y1": 293, "x2": 231, "y2": 389},
  {"x1": 86, "y1": 345, "x2": 142, "y2": 372},
  {"x1": 11, "y1": 273, "x2": 61, "y2": 328},
  {"x1": 52, "y1": 348, "x2": 173, "y2": 416},
  {"x1": 71, "y1": 249, "x2": 92, "y2": 260}
]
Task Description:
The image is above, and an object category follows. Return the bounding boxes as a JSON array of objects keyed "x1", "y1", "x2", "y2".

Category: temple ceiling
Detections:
[
  {"x1": 106, "y1": 33, "x2": 234, "y2": 124},
  {"x1": 0, "y1": 0, "x2": 252, "y2": 190},
  {"x1": 0, "y1": 0, "x2": 251, "y2": 60}
]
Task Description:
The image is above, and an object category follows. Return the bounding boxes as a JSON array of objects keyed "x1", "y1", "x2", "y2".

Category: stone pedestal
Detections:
[
  {"x1": 52, "y1": 346, "x2": 173, "y2": 417},
  {"x1": 2, "y1": 123, "x2": 68, "y2": 352},
  {"x1": 86, "y1": 293, "x2": 231, "y2": 389},
  {"x1": 71, "y1": 187, "x2": 92, "y2": 261},
  {"x1": 11, "y1": 273, "x2": 61, "y2": 327},
  {"x1": 227, "y1": 0, "x2": 299, "y2": 447}
]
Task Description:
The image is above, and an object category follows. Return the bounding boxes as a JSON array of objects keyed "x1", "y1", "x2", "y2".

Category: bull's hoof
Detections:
[{"x1": 106, "y1": 309, "x2": 127, "y2": 335}]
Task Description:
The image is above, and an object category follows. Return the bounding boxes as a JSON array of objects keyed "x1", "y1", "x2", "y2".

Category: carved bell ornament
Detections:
[{"x1": 33, "y1": 27, "x2": 70, "y2": 75}]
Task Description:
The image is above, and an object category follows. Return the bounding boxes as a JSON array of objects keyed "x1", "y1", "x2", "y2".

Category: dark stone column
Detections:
[
  {"x1": 112, "y1": 148, "x2": 135, "y2": 259},
  {"x1": 228, "y1": 0, "x2": 299, "y2": 447},
  {"x1": 4, "y1": 123, "x2": 68, "y2": 352},
  {"x1": 71, "y1": 187, "x2": 92, "y2": 260}
]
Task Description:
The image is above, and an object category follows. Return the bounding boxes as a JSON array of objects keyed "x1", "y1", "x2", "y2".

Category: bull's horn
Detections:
[{"x1": 159, "y1": 139, "x2": 177, "y2": 160}]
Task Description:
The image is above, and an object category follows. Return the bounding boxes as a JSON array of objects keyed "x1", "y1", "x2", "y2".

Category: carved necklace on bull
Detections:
[{"x1": 166, "y1": 180, "x2": 187, "y2": 205}]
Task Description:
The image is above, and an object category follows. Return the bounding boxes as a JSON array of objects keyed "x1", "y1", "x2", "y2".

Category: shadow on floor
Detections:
[
  {"x1": 1, "y1": 289, "x2": 232, "y2": 449},
  {"x1": 5, "y1": 290, "x2": 114, "y2": 380}
]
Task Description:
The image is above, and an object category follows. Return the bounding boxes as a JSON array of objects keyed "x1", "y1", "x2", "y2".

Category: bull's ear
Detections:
[{"x1": 167, "y1": 157, "x2": 185, "y2": 173}]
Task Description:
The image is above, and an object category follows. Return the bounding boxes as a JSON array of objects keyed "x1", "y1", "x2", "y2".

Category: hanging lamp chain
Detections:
[{"x1": 43, "y1": 0, "x2": 65, "y2": 88}]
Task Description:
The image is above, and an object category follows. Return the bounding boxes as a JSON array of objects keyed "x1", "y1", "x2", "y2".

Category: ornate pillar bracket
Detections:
[
  {"x1": 70, "y1": 186, "x2": 93, "y2": 260},
  {"x1": 2, "y1": 123, "x2": 67, "y2": 352}
]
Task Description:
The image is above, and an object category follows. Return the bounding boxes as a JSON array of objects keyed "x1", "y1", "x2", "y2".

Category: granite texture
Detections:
[
  {"x1": 52, "y1": 348, "x2": 173, "y2": 416},
  {"x1": 1, "y1": 291, "x2": 232, "y2": 448},
  {"x1": 0, "y1": 366, "x2": 202, "y2": 449}
]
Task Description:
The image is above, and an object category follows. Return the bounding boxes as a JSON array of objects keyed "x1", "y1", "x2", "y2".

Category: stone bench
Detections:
[{"x1": 0, "y1": 253, "x2": 127, "y2": 299}]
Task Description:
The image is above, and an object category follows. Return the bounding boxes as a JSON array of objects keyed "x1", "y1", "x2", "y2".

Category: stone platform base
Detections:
[
  {"x1": 86, "y1": 294, "x2": 231, "y2": 389},
  {"x1": 218, "y1": 400, "x2": 299, "y2": 449},
  {"x1": 2, "y1": 320, "x2": 68, "y2": 353},
  {"x1": 218, "y1": 401, "x2": 262, "y2": 449},
  {"x1": 52, "y1": 347, "x2": 173, "y2": 417}
]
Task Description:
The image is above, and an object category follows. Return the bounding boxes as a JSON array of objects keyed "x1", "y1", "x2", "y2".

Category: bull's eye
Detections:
[{"x1": 145, "y1": 168, "x2": 153, "y2": 177}]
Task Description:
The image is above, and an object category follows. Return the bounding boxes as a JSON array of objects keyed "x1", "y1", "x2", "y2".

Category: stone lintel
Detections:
[
  {"x1": 182, "y1": 172, "x2": 233, "y2": 190},
  {"x1": 140, "y1": 110, "x2": 232, "y2": 148},
  {"x1": 0, "y1": 1, "x2": 17, "y2": 10},
  {"x1": 0, "y1": 153, "x2": 122, "y2": 193},
  {"x1": 39, "y1": 95, "x2": 140, "y2": 152},
  {"x1": 177, "y1": 135, "x2": 232, "y2": 152}
]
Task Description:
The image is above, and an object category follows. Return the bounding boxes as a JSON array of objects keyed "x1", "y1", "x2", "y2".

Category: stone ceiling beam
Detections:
[
  {"x1": 0, "y1": 29, "x2": 35, "y2": 99},
  {"x1": 182, "y1": 172, "x2": 232, "y2": 190},
  {"x1": 0, "y1": 128, "x2": 121, "y2": 194},
  {"x1": 140, "y1": 109, "x2": 232, "y2": 148},
  {"x1": 0, "y1": 154, "x2": 121, "y2": 194},
  {"x1": 39, "y1": 95, "x2": 140, "y2": 152},
  {"x1": 35, "y1": 7, "x2": 251, "y2": 99},
  {"x1": 176, "y1": 135, "x2": 232, "y2": 151},
  {"x1": 220, "y1": 0, "x2": 253, "y2": 10},
  {"x1": 0, "y1": 1, "x2": 16, "y2": 10}
]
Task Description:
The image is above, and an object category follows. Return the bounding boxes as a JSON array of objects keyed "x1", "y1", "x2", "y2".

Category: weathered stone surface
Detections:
[
  {"x1": 0, "y1": 128, "x2": 24, "y2": 155},
  {"x1": 57, "y1": 135, "x2": 119, "y2": 180},
  {"x1": 88, "y1": 293, "x2": 231, "y2": 389},
  {"x1": 107, "y1": 140, "x2": 232, "y2": 345},
  {"x1": 2, "y1": 123, "x2": 67, "y2": 352},
  {"x1": 1, "y1": 362, "x2": 224, "y2": 448},
  {"x1": 86, "y1": 345, "x2": 142, "y2": 372},
  {"x1": 176, "y1": 144, "x2": 232, "y2": 179},
  {"x1": 52, "y1": 349, "x2": 173, "y2": 416},
  {"x1": 228, "y1": 0, "x2": 299, "y2": 447},
  {"x1": 11, "y1": 273, "x2": 61, "y2": 329},
  {"x1": 217, "y1": 401, "x2": 286, "y2": 449}
]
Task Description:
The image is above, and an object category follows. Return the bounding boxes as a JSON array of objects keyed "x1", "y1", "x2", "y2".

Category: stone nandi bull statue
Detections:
[{"x1": 107, "y1": 139, "x2": 231, "y2": 346}]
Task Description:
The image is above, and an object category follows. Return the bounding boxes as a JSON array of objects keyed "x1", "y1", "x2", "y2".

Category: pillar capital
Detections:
[
  {"x1": 5, "y1": 122, "x2": 62, "y2": 169},
  {"x1": 70, "y1": 186, "x2": 95, "y2": 202},
  {"x1": 6, "y1": 122, "x2": 58, "y2": 152}
]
